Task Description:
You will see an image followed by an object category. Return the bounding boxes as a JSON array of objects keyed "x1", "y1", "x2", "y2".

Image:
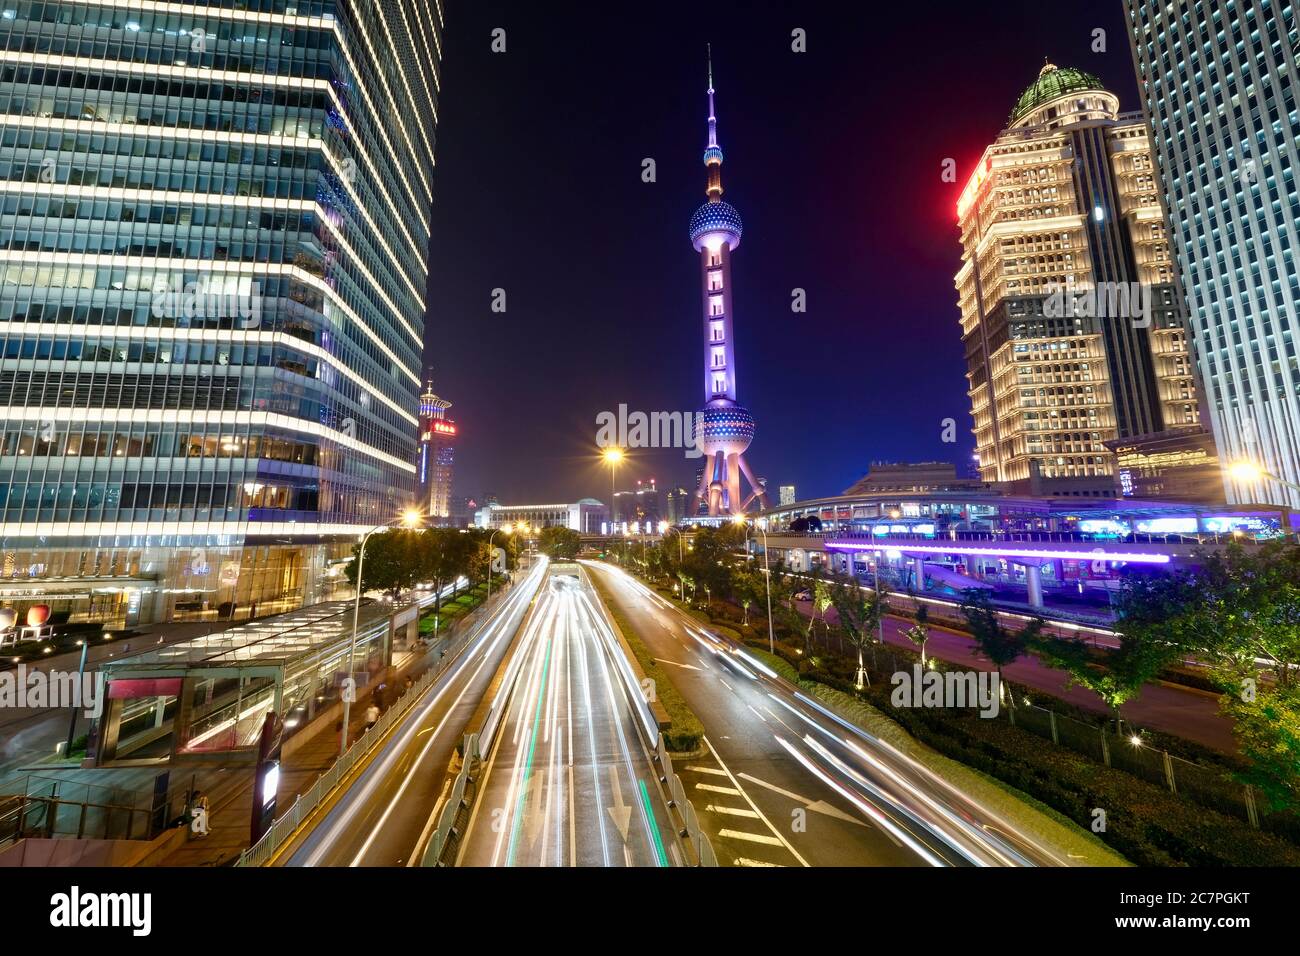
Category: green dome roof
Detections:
[{"x1": 1010, "y1": 63, "x2": 1107, "y2": 124}]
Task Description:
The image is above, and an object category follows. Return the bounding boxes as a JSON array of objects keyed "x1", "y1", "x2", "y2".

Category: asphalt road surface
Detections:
[
  {"x1": 585, "y1": 561, "x2": 1072, "y2": 868},
  {"x1": 457, "y1": 567, "x2": 680, "y2": 867},
  {"x1": 276, "y1": 559, "x2": 549, "y2": 867}
]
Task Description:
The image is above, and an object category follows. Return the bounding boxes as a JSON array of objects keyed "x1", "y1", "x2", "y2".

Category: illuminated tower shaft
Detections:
[{"x1": 689, "y1": 49, "x2": 767, "y2": 516}]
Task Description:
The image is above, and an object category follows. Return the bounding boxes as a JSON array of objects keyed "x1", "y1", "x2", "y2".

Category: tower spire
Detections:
[{"x1": 704, "y1": 44, "x2": 724, "y2": 200}]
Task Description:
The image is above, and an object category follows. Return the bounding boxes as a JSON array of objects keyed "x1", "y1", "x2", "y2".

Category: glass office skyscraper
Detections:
[
  {"x1": 1126, "y1": 0, "x2": 1300, "y2": 506},
  {"x1": 0, "y1": 1, "x2": 439, "y2": 625}
]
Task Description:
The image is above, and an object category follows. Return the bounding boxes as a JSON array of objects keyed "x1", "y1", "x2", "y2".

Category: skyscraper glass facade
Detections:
[
  {"x1": 1126, "y1": 0, "x2": 1300, "y2": 506},
  {"x1": 0, "y1": 1, "x2": 439, "y2": 624}
]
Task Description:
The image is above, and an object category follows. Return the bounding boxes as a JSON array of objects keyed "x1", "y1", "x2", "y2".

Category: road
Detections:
[
  {"x1": 586, "y1": 561, "x2": 1072, "y2": 868},
  {"x1": 457, "y1": 566, "x2": 680, "y2": 867},
  {"x1": 275, "y1": 560, "x2": 549, "y2": 867}
]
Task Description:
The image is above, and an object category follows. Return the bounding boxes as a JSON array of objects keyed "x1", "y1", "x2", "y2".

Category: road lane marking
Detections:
[
  {"x1": 695, "y1": 782, "x2": 741, "y2": 795},
  {"x1": 705, "y1": 804, "x2": 760, "y2": 818},
  {"x1": 718, "y1": 829, "x2": 784, "y2": 846},
  {"x1": 686, "y1": 766, "x2": 728, "y2": 776},
  {"x1": 702, "y1": 735, "x2": 810, "y2": 868},
  {"x1": 657, "y1": 658, "x2": 702, "y2": 671},
  {"x1": 736, "y1": 857, "x2": 785, "y2": 867}
]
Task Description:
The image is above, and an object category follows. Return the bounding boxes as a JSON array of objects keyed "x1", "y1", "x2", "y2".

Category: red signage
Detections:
[{"x1": 108, "y1": 678, "x2": 184, "y2": 699}]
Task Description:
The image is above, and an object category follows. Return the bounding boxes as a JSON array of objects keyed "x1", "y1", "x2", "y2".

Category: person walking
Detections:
[{"x1": 364, "y1": 702, "x2": 380, "y2": 733}]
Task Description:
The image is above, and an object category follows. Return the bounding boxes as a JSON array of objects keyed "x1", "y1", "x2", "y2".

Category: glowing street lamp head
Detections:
[
  {"x1": 1227, "y1": 460, "x2": 1266, "y2": 483},
  {"x1": 657, "y1": 520, "x2": 669, "y2": 534},
  {"x1": 500, "y1": 522, "x2": 514, "y2": 535},
  {"x1": 731, "y1": 513, "x2": 748, "y2": 526},
  {"x1": 602, "y1": 447, "x2": 624, "y2": 465},
  {"x1": 400, "y1": 508, "x2": 423, "y2": 528}
]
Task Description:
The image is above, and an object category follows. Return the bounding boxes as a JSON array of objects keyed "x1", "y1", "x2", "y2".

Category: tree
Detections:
[
  {"x1": 766, "y1": 561, "x2": 806, "y2": 641},
  {"x1": 1113, "y1": 541, "x2": 1300, "y2": 808},
  {"x1": 1116, "y1": 541, "x2": 1300, "y2": 691},
  {"x1": 345, "y1": 528, "x2": 420, "y2": 597},
  {"x1": 904, "y1": 603, "x2": 930, "y2": 667},
  {"x1": 960, "y1": 588, "x2": 1039, "y2": 710},
  {"x1": 804, "y1": 566, "x2": 832, "y2": 654},
  {"x1": 1031, "y1": 628, "x2": 1177, "y2": 734},
  {"x1": 538, "y1": 526, "x2": 581, "y2": 559},
  {"x1": 681, "y1": 525, "x2": 742, "y2": 603},
  {"x1": 417, "y1": 529, "x2": 473, "y2": 617},
  {"x1": 829, "y1": 571, "x2": 886, "y2": 689},
  {"x1": 732, "y1": 567, "x2": 765, "y2": 626},
  {"x1": 1224, "y1": 685, "x2": 1300, "y2": 811}
]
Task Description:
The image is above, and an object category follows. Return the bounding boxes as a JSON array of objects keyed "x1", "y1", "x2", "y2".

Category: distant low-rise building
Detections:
[
  {"x1": 844, "y1": 462, "x2": 989, "y2": 496},
  {"x1": 475, "y1": 499, "x2": 608, "y2": 534}
]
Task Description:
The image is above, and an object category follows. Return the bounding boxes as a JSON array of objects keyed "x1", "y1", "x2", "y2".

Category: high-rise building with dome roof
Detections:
[
  {"x1": 689, "y1": 50, "x2": 768, "y2": 516},
  {"x1": 954, "y1": 62, "x2": 1207, "y2": 496}
]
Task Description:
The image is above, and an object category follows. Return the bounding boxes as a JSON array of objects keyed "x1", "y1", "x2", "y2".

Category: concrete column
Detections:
[
  {"x1": 912, "y1": 557, "x2": 926, "y2": 592},
  {"x1": 153, "y1": 697, "x2": 166, "y2": 729},
  {"x1": 1026, "y1": 564, "x2": 1043, "y2": 609}
]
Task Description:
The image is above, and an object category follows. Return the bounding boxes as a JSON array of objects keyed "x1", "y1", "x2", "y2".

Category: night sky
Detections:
[{"x1": 424, "y1": 1, "x2": 1137, "y2": 507}]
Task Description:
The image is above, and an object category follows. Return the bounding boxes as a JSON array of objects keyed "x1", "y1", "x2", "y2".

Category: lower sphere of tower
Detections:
[{"x1": 694, "y1": 404, "x2": 755, "y2": 456}]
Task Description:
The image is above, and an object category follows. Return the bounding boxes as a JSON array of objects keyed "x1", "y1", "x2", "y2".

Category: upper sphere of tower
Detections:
[
  {"x1": 703, "y1": 146, "x2": 724, "y2": 165},
  {"x1": 690, "y1": 200, "x2": 743, "y2": 252}
]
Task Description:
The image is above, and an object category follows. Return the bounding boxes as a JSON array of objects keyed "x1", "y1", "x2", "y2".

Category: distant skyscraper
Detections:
[
  {"x1": 955, "y1": 63, "x2": 1204, "y2": 497},
  {"x1": 0, "y1": 3, "x2": 440, "y2": 624},
  {"x1": 418, "y1": 381, "x2": 456, "y2": 525},
  {"x1": 613, "y1": 477, "x2": 661, "y2": 526},
  {"x1": 665, "y1": 486, "x2": 691, "y2": 524},
  {"x1": 689, "y1": 49, "x2": 768, "y2": 516},
  {"x1": 1126, "y1": 2, "x2": 1300, "y2": 506},
  {"x1": 779, "y1": 484, "x2": 796, "y2": 506}
]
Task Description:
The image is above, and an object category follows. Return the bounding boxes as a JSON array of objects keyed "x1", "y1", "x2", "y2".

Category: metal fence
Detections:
[
  {"x1": 236, "y1": 580, "x2": 518, "y2": 867},
  {"x1": 0, "y1": 770, "x2": 194, "y2": 847},
  {"x1": 421, "y1": 733, "x2": 477, "y2": 866},
  {"x1": 655, "y1": 735, "x2": 717, "y2": 867}
]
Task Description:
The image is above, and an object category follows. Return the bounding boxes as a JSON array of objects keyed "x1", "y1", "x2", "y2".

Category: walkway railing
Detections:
[
  {"x1": 236, "y1": 577, "x2": 519, "y2": 867},
  {"x1": 765, "y1": 529, "x2": 1292, "y2": 548}
]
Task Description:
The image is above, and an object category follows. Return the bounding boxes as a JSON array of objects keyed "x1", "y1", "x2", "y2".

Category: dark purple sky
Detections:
[{"x1": 424, "y1": 1, "x2": 1136, "y2": 506}]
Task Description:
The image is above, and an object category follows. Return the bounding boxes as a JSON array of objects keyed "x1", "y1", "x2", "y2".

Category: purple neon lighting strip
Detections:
[{"x1": 823, "y1": 541, "x2": 1172, "y2": 564}]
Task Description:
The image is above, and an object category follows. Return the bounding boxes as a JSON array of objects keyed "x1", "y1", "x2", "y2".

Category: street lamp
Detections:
[
  {"x1": 602, "y1": 446, "x2": 623, "y2": 533},
  {"x1": 734, "y1": 514, "x2": 775, "y2": 655},
  {"x1": 1227, "y1": 459, "x2": 1300, "y2": 494},
  {"x1": 341, "y1": 507, "x2": 423, "y2": 755},
  {"x1": 487, "y1": 522, "x2": 514, "y2": 606}
]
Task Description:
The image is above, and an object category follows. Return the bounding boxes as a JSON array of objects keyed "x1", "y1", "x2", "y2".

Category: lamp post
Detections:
[
  {"x1": 1227, "y1": 459, "x2": 1300, "y2": 496},
  {"x1": 734, "y1": 514, "x2": 775, "y2": 655},
  {"x1": 341, "y1": 507, "x2": 422, "y2": 755},
  {"x1": 487, "y1": 522, "x2": 514, "y2": 606},
  {"x1": 602, "y1": 447, "x2": 624, "y2": 533}
]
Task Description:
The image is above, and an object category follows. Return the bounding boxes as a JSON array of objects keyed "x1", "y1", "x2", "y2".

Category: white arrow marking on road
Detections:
[
  {"x1": 738, "y1": 771, "x2": 868, "y2": 826},
  {"x1": 606, "y1": 765, "x2": 632, "y2": 842}
]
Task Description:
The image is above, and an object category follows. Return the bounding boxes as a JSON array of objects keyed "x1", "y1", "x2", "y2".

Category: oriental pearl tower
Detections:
[{"x1": 690, "y1": 48, "x2": 767, "y2": 517}]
